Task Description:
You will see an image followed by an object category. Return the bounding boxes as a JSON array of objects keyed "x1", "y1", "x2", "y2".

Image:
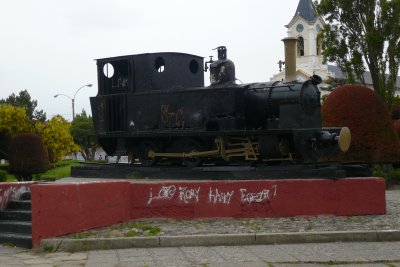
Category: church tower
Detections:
[{"x1": 272, "y1": 0, "x2": 330, "y2": 81}]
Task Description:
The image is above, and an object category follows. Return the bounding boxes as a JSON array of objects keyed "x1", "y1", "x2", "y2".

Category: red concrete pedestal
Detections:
[{"x1": 30, "y1": 177, "x2": 386, "y2": 247}]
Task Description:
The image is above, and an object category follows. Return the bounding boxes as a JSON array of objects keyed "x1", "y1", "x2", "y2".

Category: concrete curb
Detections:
[{"x1": 40, "y1": 230, "x2": 400, "y2": 252}]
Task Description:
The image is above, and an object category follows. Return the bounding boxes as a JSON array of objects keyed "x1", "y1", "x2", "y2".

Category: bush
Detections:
[
  {"x1": 392, "y1": 105, "x2": 400, "y2": 120},
  {"x1": 393, "y1": 120, "x2": 400, "y2": 138},
  {"x1": 0, "y1": 170, "x2": 6, "y2": 182},
  {"x1": 322, "y1": 84, "x2": 400, "y2": 163},
  {"x1": 9, "y1": 133, "x2": 50, "y2": 181},
  {"x1": 374, "y1": 165, "x2": 400, "y2": 186},
  {"x1": 0, "y1": 131, "x2": 10, "y2": 160}
]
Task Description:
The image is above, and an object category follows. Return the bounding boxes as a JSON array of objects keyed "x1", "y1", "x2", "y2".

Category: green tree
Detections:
[
  {"x1": 317, "y1": 0, "x2": 400, "y2": 109},
  {"x1": 0, "y1": 105, "x2": 33, "y2": 136},
  {"x1": 0, "y1": 90, "x2": 47, "y2": 121},
  {"x1": 37, "y1": 115, "x2": 78, "y2": 163},
  {"x1": 0, "y1": 105, "x2": 34, "y2": 159},
  {"x1": 70, "y1": 110, "x2": 98, "y2": 160}
]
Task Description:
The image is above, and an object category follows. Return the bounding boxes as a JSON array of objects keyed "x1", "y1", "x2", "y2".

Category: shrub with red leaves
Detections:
[
  {"x1": 0, "y1": 131, "x2": 10, "y2": 160},
  {"x1": 393, "y1": 120, "x2": 400, "y2": 138},
  {"x1": 392, "y1": 105, "x2": 400, "y2": 120},
  {"x1": 9, "y1": 133, "x2": 50, "y2": 181},
  {"x1": 322, "y1": 84, "x2": 400, "y2": 163}
]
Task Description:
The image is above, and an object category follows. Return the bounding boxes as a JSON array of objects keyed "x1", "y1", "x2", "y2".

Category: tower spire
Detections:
[{"x1": 295, "y1": 0, "x2": 317, "y2": 21}]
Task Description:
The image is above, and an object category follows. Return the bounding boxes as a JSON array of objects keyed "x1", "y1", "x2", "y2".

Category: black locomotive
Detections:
[{"x1": 90, "y1": 44, "x2": 350, "y2": 166}]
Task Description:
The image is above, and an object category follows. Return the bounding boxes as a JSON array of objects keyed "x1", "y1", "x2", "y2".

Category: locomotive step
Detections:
[
  {"x1": 0, "y1": 221, "x2": 32, "y2": 234},
  {"x1": 6, "y1": 200, "x2": 32, "y2": 210},
  {"x1": 0, "y1": 232, "x2": 32, "y2": 249},
  {"x1": 0, "y1": 210, "x2": 31, "y2": 221}
]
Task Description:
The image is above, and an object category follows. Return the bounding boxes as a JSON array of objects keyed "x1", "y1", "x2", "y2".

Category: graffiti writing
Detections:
[
  {"x1": 179, "y1": 186, "x2": 200, "y2": 204},
  {"x1": 208, "y1": 188, "x2": 234, "y2": 205},
  {"x1": 161, "y1": 104, "x2": 183, "y2": 128},
  {"x1": 0, "y1": 186, "x2": 30, "y2": 209},
  {"x1": 146, "y1": 184, "x2": 278, "y2": 207},
  {"x1": 240, "y1": 185, "x2": 277, "y2": 204},
  {"x1": 147, "y1": 185, "x2": 176, "y2": 205}
]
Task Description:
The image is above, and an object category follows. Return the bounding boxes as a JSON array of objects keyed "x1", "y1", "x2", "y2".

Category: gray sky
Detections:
[{"x1": 1, "y1": 0, "x2": 298, "y2": 121}]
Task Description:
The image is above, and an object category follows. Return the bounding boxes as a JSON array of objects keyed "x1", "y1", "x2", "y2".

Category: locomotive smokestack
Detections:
[
  {"x1": 282, "y1": 37, "x2": 297, "y2": 82},
  {"x1": 216, "y1": 46, "x2": 227, "y2": 60}
]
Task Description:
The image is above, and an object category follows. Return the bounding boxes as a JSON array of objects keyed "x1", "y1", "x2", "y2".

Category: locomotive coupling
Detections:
[{"x1": 319, "y1": 127, "x2": 351, "y2": 153}]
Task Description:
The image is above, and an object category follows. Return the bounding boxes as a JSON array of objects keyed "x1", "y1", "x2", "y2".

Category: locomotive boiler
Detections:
[{"x1": 90, "y1": 39, "x2": 351, "y2": 166}]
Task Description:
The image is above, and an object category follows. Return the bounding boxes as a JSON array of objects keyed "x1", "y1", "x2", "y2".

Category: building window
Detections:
[
  {"x1": 297, "y1": 37, "x2": 305, "y2": 57},
  {"x1": 316, "y1": 37, "x2": 321, "y2": 56}
]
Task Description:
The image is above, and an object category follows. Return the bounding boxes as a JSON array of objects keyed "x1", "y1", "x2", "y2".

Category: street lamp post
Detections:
[{"x1": 54, "y1": 84, "x2": 93, "y2": 120}]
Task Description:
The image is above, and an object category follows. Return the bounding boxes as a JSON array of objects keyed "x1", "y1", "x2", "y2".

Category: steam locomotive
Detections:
[{"x1": 90, "y1": 41, "x2": 350, "y2": 166}]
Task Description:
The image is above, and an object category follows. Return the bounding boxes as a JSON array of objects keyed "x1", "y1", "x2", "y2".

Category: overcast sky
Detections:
[{"x1": 1, "y1": 0, "x2": 300, "y2": 121}]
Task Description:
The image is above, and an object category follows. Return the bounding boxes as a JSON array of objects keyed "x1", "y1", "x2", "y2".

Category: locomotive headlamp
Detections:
[{"x1": 337, "y1": 127, "x2": 351, "y2": 152}]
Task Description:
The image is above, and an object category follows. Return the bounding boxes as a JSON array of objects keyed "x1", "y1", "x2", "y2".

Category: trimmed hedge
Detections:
[
  {"x1": 9, "y1": 133, "x2": 50, "y2": 181},
  {"x1": 0, "y1": 131, "x2": 10, "y2": 160},
  {"x1": 0, "y1": 170, "x2": 6, "y2": 182},
  {"x1": 322, "y1": 84, "x2": 400, "y2": 163},
  {"x1": 392, "y1": 105, "x2": 400, "y2": 120}
]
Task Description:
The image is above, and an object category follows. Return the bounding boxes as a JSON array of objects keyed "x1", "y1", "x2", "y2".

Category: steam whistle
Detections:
[
  {"x1": 278, "y1": 60, "x2": 285, "y2": 72},
  {"x1": 204, "y1": 56, "x2": 214, "y2": 72}
]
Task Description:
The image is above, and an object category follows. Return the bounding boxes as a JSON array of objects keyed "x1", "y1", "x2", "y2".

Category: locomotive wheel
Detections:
[
  {"x1": 182, "y1": 138, "x2": 203, "y2": 167},
  {"x1": 138, "y1": 140, "x2": 158, "y2": 167}
]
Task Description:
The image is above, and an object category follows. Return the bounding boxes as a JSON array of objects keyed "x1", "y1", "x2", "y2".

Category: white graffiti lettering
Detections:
[
  {"x1": 0, "y1": 186, "x2": 30, "y2": 209},
  {"x1": 145, "y1": 184, "x2": 278, "y2": 207},
  {"x1": 240, "y1": 185, "x2": 277, "y2": 204},
  {"x1": 147, "y1": 185, "x2": 176, "y2": 205},
  {"x1": 179, "y1": 187, "x2": 200, "y2": 204},
  {"x1": 208, "y1": 188, "x2": 234, "y2": 204}
]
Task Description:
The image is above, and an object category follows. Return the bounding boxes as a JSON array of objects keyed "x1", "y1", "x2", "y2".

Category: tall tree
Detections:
[
  {"x1": 317, "y1": 0, "x2": 400, "y2": 109},
  {"x1": 0, "y1": 105, "x2": 33, "y2": 136},
  {"x1": 70, "y1": 110, "x2": 98, "y2": 160},
  {"x1": 0, "y1": 90, "x2": 47, "y2": 121},
  {"x1": 37, "y1": 115, "x2": 78, "y2": 163}
]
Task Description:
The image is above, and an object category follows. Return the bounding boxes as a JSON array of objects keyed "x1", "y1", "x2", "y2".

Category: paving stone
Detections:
[
  {"x1": 208, "y1": 262, "x2": 270, "y2": 267},
  {"x1": 292, "y1": 242, "x2": 369, "y2": 262},
  {"x1": 213, "y1": 246, "x2": 264, "y2": 263},
  {"x1": 273, "y1": 264, "x2": 328, "y2": 267},
  {"x1": 0, "y1": 260, "x2": 26, "y2": 267},
  {"x1": 180, "y1": 246, "x2": 227, "y2": 264},
  {"x1": 47, "y1": 252, "x2": 87, "y2": 261},
  {"x1": 23, "y1": 258, "x2": 53, "y2": 264},
  {"x1": 243, "y1": 245, "x2": 300, "y2": 262},
  {"x1": 332, "y1": 264, "x2": 390, "y2": 267},
  {"x1": 276, "y1": 244, "x2": 338, "y2": 262},
  {"x1": 52, "y1": 261, "x2": 86, "y2": 267},
  {"x1": 117, "y1": 248, "x2": 151, "y2": 257},
  {"x1": 85, "y1": 262, "x2": 119, "y2": 267}
]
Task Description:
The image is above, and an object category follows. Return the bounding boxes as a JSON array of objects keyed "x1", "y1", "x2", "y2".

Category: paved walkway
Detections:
[{"x1": 1, "y1": 241, "x2": 400, "y2": 266}]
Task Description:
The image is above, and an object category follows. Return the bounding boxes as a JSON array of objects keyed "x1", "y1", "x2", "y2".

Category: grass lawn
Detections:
[{"x1": 1, "y1": 160, "x2": 82, "y2": 182}]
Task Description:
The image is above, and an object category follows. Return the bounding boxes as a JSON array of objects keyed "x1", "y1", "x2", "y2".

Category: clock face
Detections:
[{"x1": 296, "y1": 23, "x2": 304, "y2": 33}]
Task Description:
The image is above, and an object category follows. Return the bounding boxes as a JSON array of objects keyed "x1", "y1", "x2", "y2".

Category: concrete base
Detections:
[
  {"x1": 41, "y1": 230, "x2": 400, "y2": 252},
  {"x1": 30, "y1": 177, "x2": 386, "y2": 247}
]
